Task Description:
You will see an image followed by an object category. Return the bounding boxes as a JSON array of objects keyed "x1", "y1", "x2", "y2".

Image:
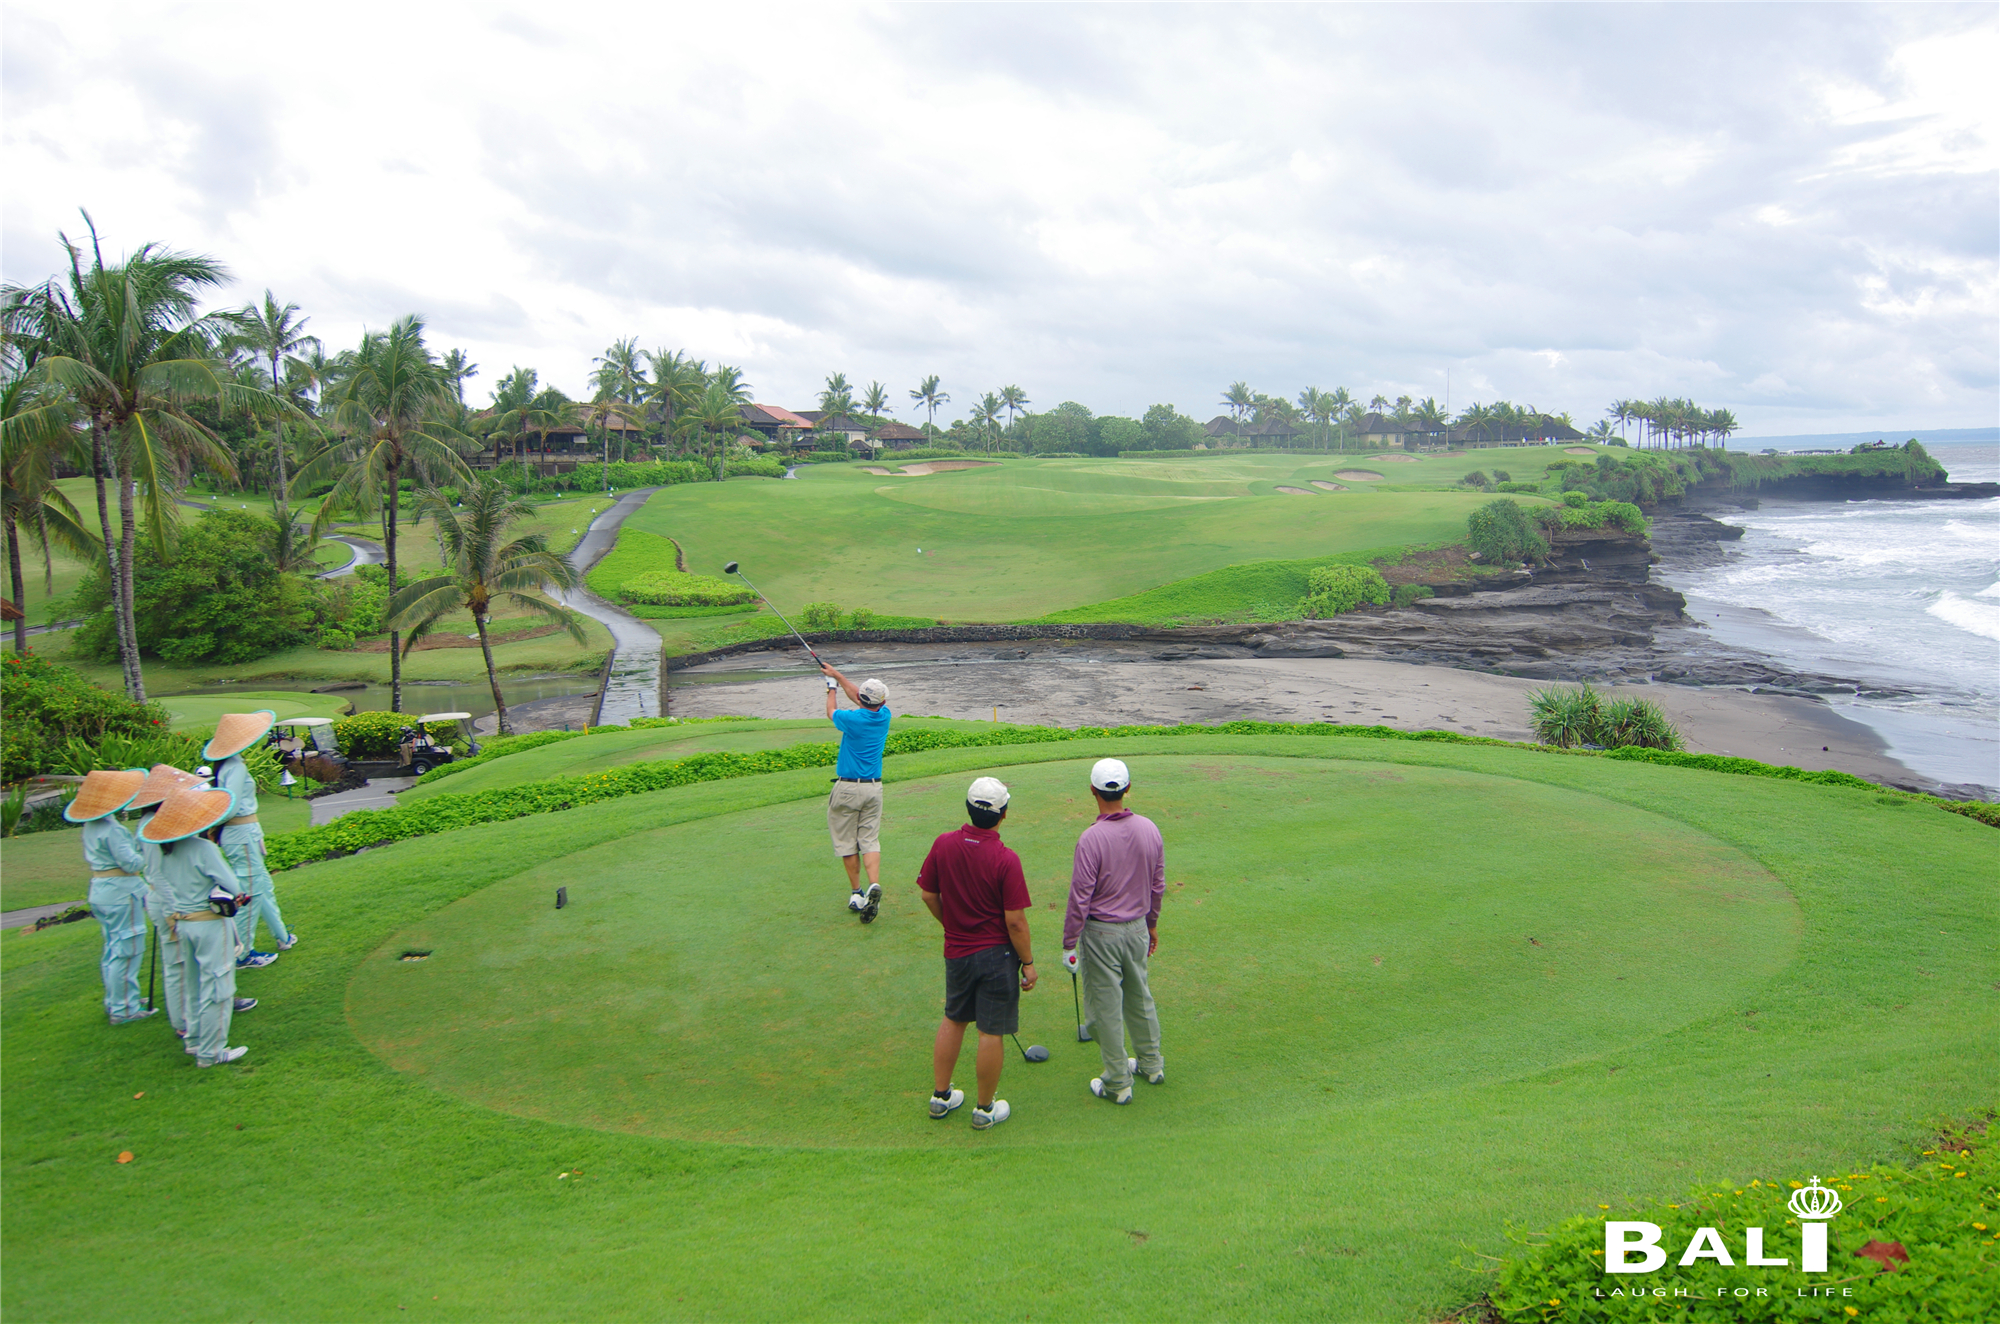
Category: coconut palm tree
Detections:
[
  {"x1": 388, "y1": 479, "x2": 584, "y2": 735},
  {"x1": 974, "y1": 392, "x2": 1005, "y2": 452},
  {"x1": 708, "y1": 365, "x2": 752, "y2": 404},
  {"x1": 590, "y1": 338, "x2": 646, "y2": 407},
  {"x1": 910, "y1": 374, "x2": 948, "y2": 430},
  {"x1": 642, "y1": 349, "x2": 704, "y2": 451},
  {"x1": 296, "y1": 315, "x2": 474, "y2": 712},
  {"x1": 1, "y1": 365, "x2": 95, "y2": 652},
  {"x1": 998, "y1": 384, "x2": 1029, "y2": 440},
  {"x1": 683, "y1": 381, "x2": 747, "y2": 479},
  {"x1": 1708, "y1": 408, "x2": 1739, "y2": 449},
  {"x1": 1221, "y1": 381, "x2": 1254, "y2": 423},
  {"x1": 231, "y1": 291, "x2": 320, "y2": 523},
  {"x1": 1368, "y1": 394, "x2": 1389, "y2": 414},
  {"x1": 862, "y1": 381, "x2": 890, "y2": 421},
  {"x1": 4, "y1": 216, "x2": 297, "y2": 698},
  {"x1": 440, "y1": 348, "x2": 479, "y2": 404}
]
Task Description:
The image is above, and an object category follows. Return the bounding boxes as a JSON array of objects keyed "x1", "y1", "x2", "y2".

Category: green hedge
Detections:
[
  {"x1": 332, "y1": 710, "x2": 423, "y2": 760},
  {"x1": 616, "y1": 570, "x2": 755, "y2": 607},
  {"x1": 1300, "y1": 564, "x2": 1390, "y2": 618}
]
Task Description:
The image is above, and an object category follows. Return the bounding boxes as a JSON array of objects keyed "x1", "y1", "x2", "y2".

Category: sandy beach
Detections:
[{"x1": 666, "y1": 652, "x2": 1933, "y2": 790}]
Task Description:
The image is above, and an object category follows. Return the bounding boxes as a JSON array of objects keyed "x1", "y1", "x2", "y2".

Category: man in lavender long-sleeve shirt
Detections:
[{"x1": 1062, "y1": 758, "x2": 1165, "y2": 1104}]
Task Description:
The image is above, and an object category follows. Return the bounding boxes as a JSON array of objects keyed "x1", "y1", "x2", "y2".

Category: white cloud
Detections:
[{"x1": 2, "y1": 1, "x2": 1993, "y2": 435}]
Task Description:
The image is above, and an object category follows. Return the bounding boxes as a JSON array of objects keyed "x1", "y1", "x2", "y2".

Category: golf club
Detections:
[
  {"x1": 1010, "y1": 1033, "x2": 1050, "y2": 1063},
  {"x1": 145, "y1": 924, "x2": 158, "y2": 1011},
  {"x1": 722, "y1": 561, "x2": 824, "y2": 668},
  {"x1": 1071, "y1": 970, "x2": 1092, "y2": 1042}
]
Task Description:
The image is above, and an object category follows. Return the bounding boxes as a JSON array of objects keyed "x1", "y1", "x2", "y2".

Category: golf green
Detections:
[
  {"x1": 156, "y1": 689, "x2": 353, "y2": 732},
  {"x1": 349, "y1": 756, "x2": 1799, "y2": 1148}
]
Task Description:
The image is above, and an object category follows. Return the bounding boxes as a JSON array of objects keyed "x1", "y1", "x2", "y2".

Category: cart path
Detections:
[
  {"x1": 559, "y1": 486, "x2": 665, "y2": 724},
  {"x1": 5, "y1": 901, "x2": 86, "y2": 930},
  {"x1": 316, "y1": 534, "x2": 381, "y2": 579},
  {"x1": 310, "y1": 776, "x2": 418, "y2": 826}
]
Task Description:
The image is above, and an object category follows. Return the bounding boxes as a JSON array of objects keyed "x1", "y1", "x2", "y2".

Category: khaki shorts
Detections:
[{"x1": 827, "y1": 780, "x2": 884, "y2": 857}]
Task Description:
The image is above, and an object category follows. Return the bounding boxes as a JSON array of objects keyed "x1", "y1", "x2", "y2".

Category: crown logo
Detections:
[{"x1": 1787, "y1": 1176, "x2": 1843, "y2": 1221}]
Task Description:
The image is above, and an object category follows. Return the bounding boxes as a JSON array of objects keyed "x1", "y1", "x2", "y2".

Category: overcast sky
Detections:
[{"x1": 5, "y1": 3, "x2": 1994, "y2": 434}]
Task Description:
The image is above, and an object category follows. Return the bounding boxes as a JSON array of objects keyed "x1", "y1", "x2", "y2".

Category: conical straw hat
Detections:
[
  {"x1": 139, "y1": 787, "x2": 236, "y2": 843},
  {"x1": 128, "y1": 764, "x2": 204, "y2": 811},
  {"x1": 203, "y1": 710, "x2": 278, "y2": 760},
  {"x1": 63, "y1": 768, "x2": 149, "y2": 822}
]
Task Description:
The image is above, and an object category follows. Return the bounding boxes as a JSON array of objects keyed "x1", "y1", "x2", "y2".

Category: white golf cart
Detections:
[
  {"x1": 267, "y1": 716, "x2": 348, "y2": 785},
  {"x1": 397, "y1": 712, "x2": 479, "y2": 776}
]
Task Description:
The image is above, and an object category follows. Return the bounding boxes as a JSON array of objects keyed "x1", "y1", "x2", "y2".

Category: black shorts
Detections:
[{"x1": 944, "y1": 944, "x2": 1021, "y2": 1036}]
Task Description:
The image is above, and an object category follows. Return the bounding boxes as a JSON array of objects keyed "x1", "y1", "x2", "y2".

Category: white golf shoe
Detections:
[
  {"x1": 971, "y1": 1099, "x2": 1010, "y2": 1130},
  {"x1": 929, "y1": 1087, "x2": 964, "y2": 1119},
  {"x1": 847, "y1": 890, "x2": 866, "y2": 913},
  {"x1": 197, "y1": 1046, "x2": 249, "y2": 1068},
  {"x1": 1128, "y1": 1056, "x2": 1165, "y2": 1085},
  {"x1": 1090, "y1": 1077, "x2": 1132, "y2": 1104}
]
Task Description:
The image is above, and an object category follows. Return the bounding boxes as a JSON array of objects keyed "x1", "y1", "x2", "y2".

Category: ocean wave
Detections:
[
  {"x1": 1979, "y1": 580, "x2": 2000, "y2": 600},
  {"x1": 1928, "y1": 590, "x2": 2000, "y2": 643}
]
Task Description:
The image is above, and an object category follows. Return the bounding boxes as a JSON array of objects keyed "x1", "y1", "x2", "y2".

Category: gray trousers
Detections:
[
  {"x1": 177, "y1": 917, "x2": 238, "y2": 1064},
  {"x1": 1080, "y1": 917, "x2": 1163, "y2": 1091},
  {"x1": 145, "y1": 890, "x2": 189, "y2": 1036}
]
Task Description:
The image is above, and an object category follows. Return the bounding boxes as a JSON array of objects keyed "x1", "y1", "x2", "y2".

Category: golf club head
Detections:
[
  {"x1": 1025, "y1": 1044, "x2": 1050, "y2": 1062},
  {"x1": 722, "y1": 561, "x2": 740, "y2": 576},
  {"x1": 1077, "y1": 1025, "x2": 1093, "y2": 1042}
]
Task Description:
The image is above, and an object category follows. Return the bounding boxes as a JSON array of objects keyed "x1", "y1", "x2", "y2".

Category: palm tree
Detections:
[
  {"x1": 1222, "y1": 381, "x2": 1254, "y2": 422},
  {"x1": 590, "y1": 338, "x2": 646, "y2": 407},
  {"x1": 1296, "y1": 387, "x2": 1330, "y2": 450},
  {"x1": 1325, "y1": 388, "x2": 1353, "y2": 450},
  {"x1": 1, "y1": 365, "x2": 94, "y2": 652},
  {"x1": 643, "y1": 349, "x2": 705, "y2": 450},
  {"x1": 1584, "y1": 420, "x2": 1618, "y2": 445},
  {"x1": 998, "y1": 384, "x2": 1029, "y2": 440},
  {"x1": 388, "y1": 480, "x2": 585, "y2": 735},
  {"x1": 232, "y1": 291, "x2": 320, "y2": 523},
  {"x1": 1368, "y1": 394, "x2": 1389, "y2": 414},
  {"x1": 910, "y1": 374, "x2": 948, "y2": 430},
  {"x1": 862, "y1": 381, "x2": 890, "y2": 420},
  {"x1": 974, "y1": 392, "x2": 1005, "y2": 452},
  {"x1": 581, "y1": 395, "x2": 643, "y2": 487},
  {"x1": 818, "y1": 373, "x2": 855, "y2": 424},
  {"x1": 683, "y1": 381, "x2": 747, "y2": 479},
  {"x1": 5, "y1": 216, "x2": 296, "y2": 699},
  {"x1": 296, "y1": 315, "x2": 474, "y2": 712},
  {"x1": 1708, "y1": 408, "x2": 1739, "y2": 450},
  {"x1": 708, "y1": 365, "x2": 752, "y2": 404},
  {"x1": 440, "y1": 349, "x2": 479, "y2": 404}
]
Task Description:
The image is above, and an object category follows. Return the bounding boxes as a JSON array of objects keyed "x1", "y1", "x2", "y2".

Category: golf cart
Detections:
[
  {"x1": 266, "y1": 716, "x2": 349, "y2": 786},
  {"x1": 398, "y1": 712, "x2": 478, "y2": 776}
]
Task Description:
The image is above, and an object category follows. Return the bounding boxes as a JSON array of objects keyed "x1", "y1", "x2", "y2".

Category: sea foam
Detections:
[{"x1": 1929, "y1": 590, "x2": 2000, "y2": 643}]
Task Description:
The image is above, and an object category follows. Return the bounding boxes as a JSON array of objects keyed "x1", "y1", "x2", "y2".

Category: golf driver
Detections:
[
  {"x1": 1010, "y1": 1033, "x2": 1050, "y2": 1064},
  {"x1": 722, "y1": 562, "x2": 825, "y2": 668},
  {"x1": 1071, "y1": 970, "x2": 1092, "y2": 1042}
]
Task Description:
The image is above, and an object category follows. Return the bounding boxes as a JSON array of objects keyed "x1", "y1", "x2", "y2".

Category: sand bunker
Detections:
[
  {"x1": 1565, "y1": 447, "x2": 1598, "y2": 455},
  {"x1": 1365, "y1": 455, "x2": 1423, "y2": 463},
  {"x1": 897, "y1": 460, "x2": 999, "y2": 475},
  {"x1": 1275, "y1": 485, "x2": 1313, "y2": 495},
  {"x1": 1333, "y1": 470, "x2": 1384, "y2": 481},
  {"x1": 1310, "y1": 480, "x2": 1349, "y2": 492}
]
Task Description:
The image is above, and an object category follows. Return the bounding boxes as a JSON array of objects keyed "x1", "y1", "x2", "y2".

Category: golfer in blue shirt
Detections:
[{"x1": 823, "y1": 663, "x2": 891, "y2": 922}]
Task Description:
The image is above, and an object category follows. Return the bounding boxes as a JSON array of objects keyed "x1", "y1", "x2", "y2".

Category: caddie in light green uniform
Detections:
[
  {"x1": 128, "y1": 765, "x2": 207, "y2": 1043},
  {"x1": 204, "y1": 711, "x2": 295, "y2": 967},
  {"x1": 68, "y1": 768, "x2": 153, "y2": 1025},
  {"x1": 142, "y1": 785, "x2": 252, "y2": 1068}
]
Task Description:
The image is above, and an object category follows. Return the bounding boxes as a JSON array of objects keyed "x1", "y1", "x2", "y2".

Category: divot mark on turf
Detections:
[{"x1": 400, "y1": 950, "x2": 432, "y2": 962}]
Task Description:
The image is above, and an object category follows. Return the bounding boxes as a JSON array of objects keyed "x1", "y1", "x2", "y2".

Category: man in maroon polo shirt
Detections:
[{"x1": 917, "y1": 776, "x2": 1037, "y2": 1130}]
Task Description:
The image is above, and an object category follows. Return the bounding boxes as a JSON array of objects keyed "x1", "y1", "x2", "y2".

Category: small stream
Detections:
[{"x1": 168, "y1": 675, "x2": 601, "y2": 721}]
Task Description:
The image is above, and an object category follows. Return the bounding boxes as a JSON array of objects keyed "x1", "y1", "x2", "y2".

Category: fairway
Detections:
[
  {"x1": 351, "y1": 756, "x2": 1799, "y2": 1148},
  {"x1": 619, "y1": 454, "x2": 1551, "y2": 623},
  {"x1": 155, "y1": 689, "x2": 352, "y2": 731}
]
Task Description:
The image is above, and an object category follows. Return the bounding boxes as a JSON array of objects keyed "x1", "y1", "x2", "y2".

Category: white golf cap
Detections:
[
  {"x1": 967, "y1": 776, "x2": 1010, "y2": 811},
  {"x1": 857, "y1": 678, "x2": 888, "y2": 705},
  {"x1": 1090, "y1": 758, "x2": 1131, "y2": 792}
]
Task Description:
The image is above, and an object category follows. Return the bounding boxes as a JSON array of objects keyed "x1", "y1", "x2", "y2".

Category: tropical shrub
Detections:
[
  {"x1": 1491, "y1": 470, "x2": 1511, "y2": 482},
  {"x1": 332, "y1": 710, "x2": 422, "y2": 759},
  {"x1": 800, "y1": 602, "x2": 843, "y2": 630},
  {"x1": 1298, "y1": 565, "x2": 1390, "y2": 618},
  {"x1": 615, "y1": 571, "x2": 754, "y2": 607},
  {"x1": 848, "y1": 607, "x2": 876, "y2": 630},
  {"x1": 1528, "y1": 686, "x2": 1682, "y2": 751},
  {"x1": 334, "y1": 572, "x2": 390, "y2": 636},
  {"x1": 1462, "y1": 469, "x2": 1492, "y2": 488},
  {"x1": 1466, "y1": 498, "x2": 1549, "y2": 566},
  {"x1": 317, "y1": 628, "x2": 356, "y2": 651},
  {"x1": 1391, "y1": 583, "x2": 1434, "y2": 608},
  {"x1": 1496, "y1": 481, "x2": 1543, "y2": 494},
  {"x1": 1, "y1": 655, "x2": 170, "y2": 783},
  {"x1": 67, "y1": 508, "x2": 331, "y2": 666},
  {"x1": 53, "y1": 729, "x2": 286, "y2": 791},
  {"x1": 1485, "y1": 1130, "x2": 1995, "y2": 1322},
  {"x1": 1538, "y1": 497, "x2": 1649, "y2": 535}
]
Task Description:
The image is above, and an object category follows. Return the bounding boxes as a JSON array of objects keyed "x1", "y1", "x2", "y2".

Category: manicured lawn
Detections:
[
  {"x1": 621, "y1": 455, "x2": 1530, "y2": 625},
  {"x1": 154, "y1": 690, "x2": 353, "y2": 732},
  {"x1": 3, "y1": 726, "x2": 1991, "y2": 1320},
  {"x1": 1, "y1": 797, "x2": 314, "y2": 914}
]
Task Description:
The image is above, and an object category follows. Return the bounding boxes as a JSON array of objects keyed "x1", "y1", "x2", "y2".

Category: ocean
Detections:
[{"x1": 1661, "y1": 433, "x2": 1999, "y2": 792}]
